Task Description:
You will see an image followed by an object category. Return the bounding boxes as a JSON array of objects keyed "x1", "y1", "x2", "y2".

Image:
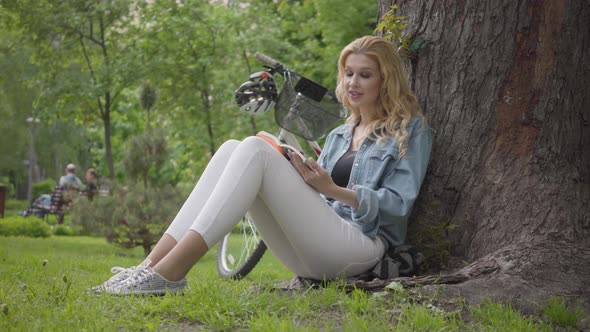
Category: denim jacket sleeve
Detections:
[{"x1": 351, "y1": 118, "x2": 432, "y2": 245}]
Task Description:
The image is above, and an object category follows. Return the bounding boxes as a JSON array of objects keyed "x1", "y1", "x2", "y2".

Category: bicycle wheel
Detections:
[{"x1": 217, "y1": 213, "x2": 267, "y2": 279}]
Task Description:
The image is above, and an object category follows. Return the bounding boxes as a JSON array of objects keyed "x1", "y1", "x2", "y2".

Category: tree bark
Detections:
[
  {"x1": 378, "y1": 0, "x2": 590, "y2": 314},
  {"x1": 102, "y1": 100, "x2": 115, "y2": 181}
]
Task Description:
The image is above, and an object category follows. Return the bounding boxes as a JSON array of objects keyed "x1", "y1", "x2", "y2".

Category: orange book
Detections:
[{"x1": 255, "y1": 131, "x2": 310, "y2": 166}]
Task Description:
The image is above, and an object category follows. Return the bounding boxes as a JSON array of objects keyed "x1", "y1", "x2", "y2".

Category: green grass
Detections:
[
  {"x1": 4, "y1": 199, "x2": 29, "y2": 215},
  {"x1": 542, "y1": 296, "x2": 585, "y2": 330},
  {"x1": 0, "y1": 235, "x2": 580, "y2": 331}
]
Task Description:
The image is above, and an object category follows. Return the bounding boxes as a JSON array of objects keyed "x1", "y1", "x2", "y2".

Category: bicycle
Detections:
[{"x1": 216, "y1": 53, "x2": 347, "y2": 279}]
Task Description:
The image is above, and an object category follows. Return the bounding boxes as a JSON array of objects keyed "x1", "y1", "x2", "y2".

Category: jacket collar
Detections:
[
  {"x1": 334, "y1": 123, "x2": 398, "y2": 150},
  {"x1": 334, "y1": 124, "x2": 354, "y2": 140}
]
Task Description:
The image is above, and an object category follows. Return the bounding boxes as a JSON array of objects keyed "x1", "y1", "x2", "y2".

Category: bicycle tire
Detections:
[{"x1": 217, "y1": 214, "x2": 267, "y2": 279}]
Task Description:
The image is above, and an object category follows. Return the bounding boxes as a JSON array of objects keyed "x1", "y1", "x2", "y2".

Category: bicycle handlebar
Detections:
[{"x1": 255, "y1": 52, "x2": 281, "y2": 68}]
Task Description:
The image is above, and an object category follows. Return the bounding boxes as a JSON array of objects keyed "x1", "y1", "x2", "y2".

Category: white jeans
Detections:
[{"x1": 165, "y1": 137, "x2": 384, "y2": 279}]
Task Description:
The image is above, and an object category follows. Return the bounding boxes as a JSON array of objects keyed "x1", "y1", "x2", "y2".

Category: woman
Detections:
[
  {"x1": 93, "y1": 35, "x2": 432, "y2": 295},
  {"x1": 84, "y1": 168, "x2": 98, "y2": 200}
]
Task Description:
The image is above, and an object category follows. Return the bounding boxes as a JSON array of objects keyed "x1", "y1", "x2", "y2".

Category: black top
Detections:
[{"x1": 331, "y1": 149, "x2": 357, "y2": 188}]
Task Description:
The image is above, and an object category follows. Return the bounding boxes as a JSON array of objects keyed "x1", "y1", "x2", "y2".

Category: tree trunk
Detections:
[
  {"x1": 242, "y1": 50, "x2": 259, "y2": 135},
  {"x1": 103, "y1": 105, "x2": 115, "y2": 181},
  {"x1": 378, "y1": 0, "x2": 590, "y2": 314},
  {"x1": 202, "y1": 87, "x2": 217, "y2": 157}
]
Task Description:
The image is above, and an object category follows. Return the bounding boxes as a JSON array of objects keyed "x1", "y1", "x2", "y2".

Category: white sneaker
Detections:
[
  {"x1": 91, "y1": 260, "x2": 151, "y2": 294},
  {"x1": 107, "y1": 265, "x2": 186, "y2": 296}
]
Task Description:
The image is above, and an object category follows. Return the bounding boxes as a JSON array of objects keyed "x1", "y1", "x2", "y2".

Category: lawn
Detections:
[
  {"x1": 0, "y1": 195, "x2": 582, "y2": 332},
  {"x1": 0, "y1": 235, "x2": 573, "y2": 331}
]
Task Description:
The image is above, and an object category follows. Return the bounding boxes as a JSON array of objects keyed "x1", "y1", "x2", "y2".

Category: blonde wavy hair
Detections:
[{"x1": 335, "y1": 36, "x2": 423, "y2": 158}]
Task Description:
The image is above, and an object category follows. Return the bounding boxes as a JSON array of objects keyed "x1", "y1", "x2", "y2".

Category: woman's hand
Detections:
[
  {"x1": 288, "y1": 150, "x2": 359, "y2": 208},
  {"x1": 288, "y1": 150, "x2": 334, "y2": 194}
]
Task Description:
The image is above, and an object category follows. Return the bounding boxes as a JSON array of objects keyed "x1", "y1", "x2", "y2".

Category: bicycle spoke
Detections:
[{"x1": 217, "y1": 213, "x2": 267, "y2": 279}]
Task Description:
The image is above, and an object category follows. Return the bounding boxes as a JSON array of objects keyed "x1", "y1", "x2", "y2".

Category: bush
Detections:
[
  {"x1": 0, "y1": 216, "x2": 51, "y2": 238},
  {"x1": 70, "y1": 194, "x2": 119, "y2": 236},
  {"x1": 71, "y1": 185, "x2": 183, "y2": 255},
  {"x1": 123, "y1": 131, "x2": 169, "y2": 188},
  {"x1": 32, "y1": 178, "x2": 56, "y2": 199},
  {"x1": 53, "y1": 224, "x2": 76, "y2": 236}
]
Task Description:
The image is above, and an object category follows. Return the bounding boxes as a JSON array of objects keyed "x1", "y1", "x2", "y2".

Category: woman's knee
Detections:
[
  {"x1": 240, "y1": 136, "x2": 271, "y2": 152},
  {"x1": 219, "y1": 139, "x2": 241, "y2": 151},
  {"x1": 224, "y1": 138, "x2": 241, "y2": 146}
]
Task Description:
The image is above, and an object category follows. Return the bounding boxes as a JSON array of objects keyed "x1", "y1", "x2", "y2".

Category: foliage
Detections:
[
  {"x1": 123, "y1": 130, "x2": 169, "y2": 188},
  {"x1": 0, "y1": 216, "x2": 51, "y2": 237},
  {"x1": 70, "y1": 194, "x2": 119, "y2": 237},
  {"x1": 35, "y1": 120, "x2": 97, "y2": 181},
  {"x1": 138, "y1": 80, "x2": 158, "y2": 113},
  {"x1": 136, "y1": 0, "x2": 268, "y2": 173},
  {"x1": 0, "y1": 21, "x2": 36, "y2": 187},
  {"x1": 273, "y1": 0, "x2": 377, "y2": 89},
  {"x1": 542, "y1": 296, "x2": 584, "y2": 329},
  {"x1": 138, "y1": 79, "x2": 158, "y2": 131},
  {"x1": 1, "y1": 0, "x2": 146, "y2": 180},
  {"x1": 375, "y1": 5, "x2": 408, "y2": 47},
  {"x1": 53, "y1": 224, "x2": 77, "y2": 236},
  {"x1": 31, "y1": 178, "x2": 56, "y2": 199},
  {"x1": 71, "y1": 185, "x2": 184, "y2": 255},
  {"x1": 1, "y1": 0, "x2": 375, "y2": 188},
  {"x1": 0, "y1": 23, "x2": 96, "y2": 187},
  {"x1": 110, "y1": 185, "x2": 183, "y2": 255},
  {"x1": 374, "y1": 4, "x2": 425, "y2": 57}
]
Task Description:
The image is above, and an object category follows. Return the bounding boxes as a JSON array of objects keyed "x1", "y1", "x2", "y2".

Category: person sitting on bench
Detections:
[{"x1": 59, "y1": 163, "x2": 82, "y2": 204}]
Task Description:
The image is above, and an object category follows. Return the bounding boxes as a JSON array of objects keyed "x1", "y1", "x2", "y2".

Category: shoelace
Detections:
[
  {"x1": 110, "y1": 266, "x2": 132, "y2": 274},
  {"x1": 108, "y1": 266, "x2": 134, "y2": 283},
  {"x1": 115, "y1": 259, "x2": 151, "y2": 276},
  {"x1": 119, "y1": 259, "x2": 153, "y2": 288},
  {"x1": 136, "y1": 259, "x2": 152, "y2": 272},
  {"x1": 93, "y1": 266, "x2": 134, "y2": 290},
  {"x1": 108, "y1": 260, "x2": 149, "y2": 283}
]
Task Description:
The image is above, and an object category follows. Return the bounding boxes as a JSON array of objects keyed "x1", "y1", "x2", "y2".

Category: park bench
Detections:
[
  {"x1": 48, "y1": 185, "x2": 67, "y2": 224},
  {"x1": 23, "y1": 185, "x2": 78, "y2": 224}
]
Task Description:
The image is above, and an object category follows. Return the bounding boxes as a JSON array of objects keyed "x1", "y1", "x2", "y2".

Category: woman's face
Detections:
[{"x1": 343, "y1": 53, "x2": 382, "y2": 115}]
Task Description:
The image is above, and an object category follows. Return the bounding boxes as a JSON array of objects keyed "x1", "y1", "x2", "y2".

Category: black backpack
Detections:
[
  {"x1": 356, "y1": 244, "x2": 425, "y2": 281},
  {"x1": 296, "y1": 245, "x2": 426, "y2": 287}
]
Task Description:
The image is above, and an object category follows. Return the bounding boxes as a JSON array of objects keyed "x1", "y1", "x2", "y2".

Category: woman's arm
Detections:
[{"x1": 352, "y1": 124, "x2": 432, "y2": 226}]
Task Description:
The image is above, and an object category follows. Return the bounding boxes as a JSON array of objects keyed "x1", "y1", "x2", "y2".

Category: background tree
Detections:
[
  {"x1": 377, "y1": 0, "x2": 589, "y2": 314},
  {"x1": 0, "y1": 21, "x2": 93, "y2": 196},
  {"x1": 75, "y1": 79, "x2": 179, "y2": 255},
  {"x1": 275, "y1": 0, "x2": 377, "y2": 89},
  {"x1": 139, "y1": 80, "x2": 158, "y2": 132},
  {"x1": 1, "y1": 0, "x2": 144, "y2": 180},
  {"x1": 2, "y1": 0, "x2": 378, "y2": 254},
  {"x1": 0, "y1": 32, "x2": 36, "y2": 197},
  {"x1": 1, "y1": 0, "x2": 376, "y2": 188},
  {"x1": 136, "y1": 1, "x2": 253, "y2": 174}
]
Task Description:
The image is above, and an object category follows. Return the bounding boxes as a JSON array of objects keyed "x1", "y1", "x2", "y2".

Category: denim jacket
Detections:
[{"x1": 317, "y1": 117, "x2": 432, "y2": 251}]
